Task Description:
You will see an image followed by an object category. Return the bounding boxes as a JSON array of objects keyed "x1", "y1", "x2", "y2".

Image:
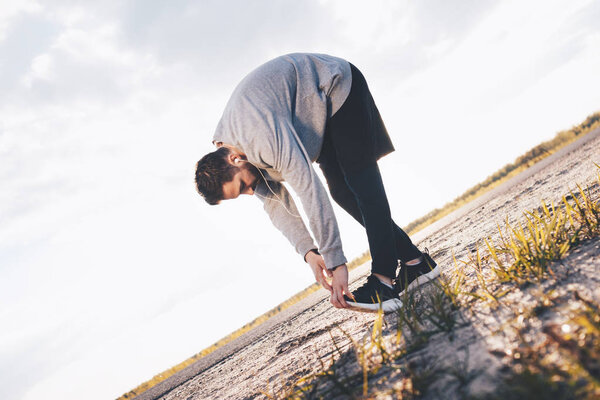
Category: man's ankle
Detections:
[
  {"x1": 373, "y1": 272, "x2": 393, "y2": 286},
  {"x1": 405, "y1": 256, "x2": 423, "y2": 266}
]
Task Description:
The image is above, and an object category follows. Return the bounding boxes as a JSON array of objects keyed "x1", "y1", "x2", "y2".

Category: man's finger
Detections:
[
  {"x1": 331, "y1": 286, "x2": 344, "y2": 308},
  {"x1": 330, "y1": 293, "x2": 341, "y2": 308},
  {"x1": 334, "y1": 286, "x2": 348, "y2": 308},
  {"x1": 344, "y1": 283, "x2": 355, "y2": 302},
  {"x1": 320, "y1": 278, "x2": 333, "y2": 292},
  {"x1": 338, "y1": 292, "x2": 348, "y2": 308}
]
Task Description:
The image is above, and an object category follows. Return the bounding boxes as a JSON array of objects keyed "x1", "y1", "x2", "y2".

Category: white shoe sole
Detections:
[
  {"x1": 397, "y1": 264, "x2": 441, "y2": 298},
  {"x1": 346, "y1": 297, "x2": 403, "y2": 313}
]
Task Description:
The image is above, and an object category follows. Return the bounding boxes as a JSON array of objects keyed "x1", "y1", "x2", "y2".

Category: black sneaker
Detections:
[
  {"x1": 394, "y1": 252, "x2": 440, "y2": 297},
  {"x1": 343, "y1": 275, "x2": 402, "y2": 313}
]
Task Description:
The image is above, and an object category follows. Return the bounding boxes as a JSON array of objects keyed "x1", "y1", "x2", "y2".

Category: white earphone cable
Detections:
[
  {"x1": 238, "y1": 158, "x2": 302, "y2": 218},
  {"x1": 254, "y1": 166, "x2": 302, "y2": 219}
]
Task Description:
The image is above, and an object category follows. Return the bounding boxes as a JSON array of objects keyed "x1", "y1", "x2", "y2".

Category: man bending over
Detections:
[{"x1": 195, "y1": 53, "x2": 439, "y2": 312}]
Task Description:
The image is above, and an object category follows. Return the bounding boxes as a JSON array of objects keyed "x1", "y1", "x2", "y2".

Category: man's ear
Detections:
[{"x1": 227, "y1": 151, "x2": 240, "y2": 166}]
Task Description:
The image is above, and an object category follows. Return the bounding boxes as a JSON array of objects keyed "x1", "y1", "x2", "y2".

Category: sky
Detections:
[{"x1": 1, "y1": 1, "x2": 600, "y2": 399}]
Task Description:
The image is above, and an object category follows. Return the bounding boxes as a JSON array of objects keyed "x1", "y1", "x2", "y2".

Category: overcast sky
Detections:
[{"x1": 1, "y1": 1, "x2": 600, "y2": 399}]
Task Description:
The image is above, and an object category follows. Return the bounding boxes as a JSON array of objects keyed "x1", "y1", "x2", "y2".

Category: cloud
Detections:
[
  {"x1": 115, "y1": 0, "x2": 340, "y2": 91},
  {"x1": 0, "y1": 11, "x2": 59, "y2": 98},
  {"x1": 464, "y1": 0, "x2": 599, "y2": 111},
  {"x1": 321, "y1": 0, "x2": 497, "y2": 81},
  {"x1": 2, "y1": 17, "x2": 159, "y2": 109},
  {"x1": 2, "y1": 0, "x2": 500, "y2": 116},
  {"x1": 0, "y1": 0, "x2": 42, "y2": 42}
]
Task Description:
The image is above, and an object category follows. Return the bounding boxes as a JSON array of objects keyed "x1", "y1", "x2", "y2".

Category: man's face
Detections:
[{"x1": 221, "y1": 163, "x2": 260, "y2": 201}]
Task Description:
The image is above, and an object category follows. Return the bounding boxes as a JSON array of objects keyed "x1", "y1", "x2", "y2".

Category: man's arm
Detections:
[
  {"x1": 241, "y1": 120, "x2": 352, "y2": 306},
  {"x1": 272, "y1": 124, "x2": 353, "y2": 307},
  {"x1": 256, "y1": 179, "x2": 337, "y2": 293},
  {"x1": 272, "y1": 125, "x2": 348, "y2": 270}
]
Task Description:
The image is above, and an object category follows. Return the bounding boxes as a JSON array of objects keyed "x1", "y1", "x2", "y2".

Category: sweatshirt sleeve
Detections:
[
  {"x1": 254, "y1": 179, "x2": 316, "y2": 260},
  {"x1": 268, "y1": 121, "x2": 348, "y2": 269}
]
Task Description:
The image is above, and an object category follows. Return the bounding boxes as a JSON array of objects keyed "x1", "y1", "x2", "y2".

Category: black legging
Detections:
[
  {"x1": 318, "y1": 156, "x2": 422, "y2": 279},
  {"x1": 316, "y1": 62, "x2": 422, "y2": 279}
]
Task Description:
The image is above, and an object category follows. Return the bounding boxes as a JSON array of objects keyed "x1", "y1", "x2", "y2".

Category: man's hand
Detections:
[
  {"x1": 305, "y1": 250, "x2": 333, "y2": 293},
  {"x1": 330, "y1": 264, "x2": 354, "y2": 309}
]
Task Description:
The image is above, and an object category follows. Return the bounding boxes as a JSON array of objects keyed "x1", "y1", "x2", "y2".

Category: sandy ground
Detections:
[{"x1": 135, "y1": 128, "x2": 600, "y2": 400}]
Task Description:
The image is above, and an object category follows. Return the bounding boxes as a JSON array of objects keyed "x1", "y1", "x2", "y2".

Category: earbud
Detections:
[{"x1": 235, "y1": 158, "x2": 242, "y2": 164}]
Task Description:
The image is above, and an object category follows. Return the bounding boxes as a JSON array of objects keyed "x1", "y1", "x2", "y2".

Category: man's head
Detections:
[{"x1": 195, "y1": 146, "x2": 260, "y2": 204}]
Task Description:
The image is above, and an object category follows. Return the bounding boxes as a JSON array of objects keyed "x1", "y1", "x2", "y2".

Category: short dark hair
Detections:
[{"x1": 195, "y1": 147, "x2": 237, "y2": 205}]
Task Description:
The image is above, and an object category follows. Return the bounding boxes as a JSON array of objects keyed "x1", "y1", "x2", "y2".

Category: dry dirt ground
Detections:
[{"x1": 137, "y1": 128, "x2": 600, "y2": 400}]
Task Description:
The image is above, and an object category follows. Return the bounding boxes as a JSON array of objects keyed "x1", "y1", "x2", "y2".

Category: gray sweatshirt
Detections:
[{"x1": 212, "y1": 53, "x2": 352, "y2": 269}]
